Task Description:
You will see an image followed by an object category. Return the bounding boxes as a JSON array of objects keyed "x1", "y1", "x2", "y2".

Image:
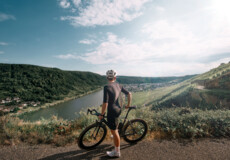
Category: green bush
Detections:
[{"x1": 1, "y1": 107, "x2": 230, "y2": 146}]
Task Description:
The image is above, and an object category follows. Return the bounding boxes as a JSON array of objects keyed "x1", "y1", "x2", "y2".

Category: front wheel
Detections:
[
  {"x1": 78, "y1": 122, "x2": 107, "y2": 150},
  {"x1": 123, "y1": 119, "x2": 148, "y2": 143}
]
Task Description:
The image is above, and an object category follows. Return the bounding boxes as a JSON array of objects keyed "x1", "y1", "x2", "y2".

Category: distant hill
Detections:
[
  {"x1": 116, "y1": 75, "x2": 196, "y2": 84},
  {"x1": 0, "y1": 64, "x2": 106, "y2": 103},
  {"x1": 0, "y1": 63, "x2": 198, "y2": 105},
  {"x1": 149, "y1": 62, "x2": 230, "y2": 110}
]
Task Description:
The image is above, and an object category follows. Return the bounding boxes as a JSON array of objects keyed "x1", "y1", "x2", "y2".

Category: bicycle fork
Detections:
[{"x1": 91, "y1": 121, "x2": 104, "y2": 140}]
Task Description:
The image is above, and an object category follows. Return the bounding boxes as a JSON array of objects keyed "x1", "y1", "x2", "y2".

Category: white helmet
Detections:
[{"x1": 106, "y1": 69, "x2": 117, "y2": 79}]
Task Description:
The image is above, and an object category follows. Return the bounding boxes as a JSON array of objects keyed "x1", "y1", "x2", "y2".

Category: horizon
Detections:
[
  {"x1": 0, "y1": 0, "x2": 230, "y2": 77},
  {"x1": 0, "y1": 62, "x2": 203, "y2": 78}
]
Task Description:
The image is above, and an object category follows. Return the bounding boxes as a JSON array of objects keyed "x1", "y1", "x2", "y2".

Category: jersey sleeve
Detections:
[
  {"x1": 121, "y1": 85, "x2": 130, "y2": 95},
  {"x1": 103, "y1": 86, "x2": 109, "y2": 103}
]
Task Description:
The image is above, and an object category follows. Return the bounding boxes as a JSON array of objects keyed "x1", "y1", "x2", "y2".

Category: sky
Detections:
[{"x1": 0, "y1": 0, "x2": 230, "y2": 77}]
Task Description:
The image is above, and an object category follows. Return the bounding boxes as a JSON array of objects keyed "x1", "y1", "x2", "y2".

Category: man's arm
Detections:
[
  {"x1": 99, "y1": 102, "x2": 108, "y2": 120},
  {"x1": 101, "y1": 102, "x2": 108, "y2": 115},
  {"x1": 126, "y1": 92, "x2": 132, "y2": 109}
]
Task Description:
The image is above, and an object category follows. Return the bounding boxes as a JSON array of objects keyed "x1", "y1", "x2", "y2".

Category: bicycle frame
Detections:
[{"x1": 87, "y1": 106, "x2": 137, "y2": 137}]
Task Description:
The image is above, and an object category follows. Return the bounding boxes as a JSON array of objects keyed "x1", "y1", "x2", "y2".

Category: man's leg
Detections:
[
  {"x1": 106, "y1": 115, "x2": 121, "y2": 157},
  {"x1": 106, "y1": 129, "x2": 120, "y2": 157},
  {"x1": 111, "y1": 129, "x2": 120, "y2": 148}
]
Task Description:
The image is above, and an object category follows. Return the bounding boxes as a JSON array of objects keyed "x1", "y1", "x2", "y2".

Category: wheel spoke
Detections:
[
  {"x1": 125, "y1": 122, "x2": 144, "y2": 139},
  {"x1": 123, "y1": 119, "x2": 147, "y2": 143},
  {"x1": 81, "y1": 125, "x2": 105, "y2": 147}
]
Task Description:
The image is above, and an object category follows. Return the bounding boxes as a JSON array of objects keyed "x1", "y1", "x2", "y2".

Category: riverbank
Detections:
[{"x1": 9, "y1": 87, "x2": 103, "y2": 119}]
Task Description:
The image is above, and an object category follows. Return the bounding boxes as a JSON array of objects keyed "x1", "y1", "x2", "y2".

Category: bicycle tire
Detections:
[
  {"x1": 78, "y1": 122, "x2": 107, "y2": 150},
  {"x1": 123, "y1": 119, "x2": 148, "y2": 143}
]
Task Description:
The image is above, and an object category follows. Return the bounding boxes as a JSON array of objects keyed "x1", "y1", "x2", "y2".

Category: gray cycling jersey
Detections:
[
  {"x1": 103, "y1": 82, "x2": 130, "y2": 130},
  {"x1": 103, "y1": 82, "x2": 129, "y2": 109}
]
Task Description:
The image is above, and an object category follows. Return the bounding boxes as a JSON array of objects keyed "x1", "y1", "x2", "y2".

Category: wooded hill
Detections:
[{"x1": 0, "y1": 64, "x2": 106, "y2": 103}]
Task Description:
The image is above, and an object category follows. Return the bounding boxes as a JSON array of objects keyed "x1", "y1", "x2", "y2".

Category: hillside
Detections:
[
  {"x1": 0, "y1": 63, "x2": 196, "y2": 105},
  {"x1": 0, "y1": 63, "x2": 107, "y2": 103},
  {"x1": 116, "y1": 75, "x2": 196, "y2": 84},
  {"x1": 146, "y1": 62, "x2": 230, "y2": 110}
]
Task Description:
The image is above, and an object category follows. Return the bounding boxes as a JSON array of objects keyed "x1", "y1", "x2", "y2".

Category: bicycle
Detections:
[{"x1": 78, "y1": 106, "x2": 148, "y2": 150}]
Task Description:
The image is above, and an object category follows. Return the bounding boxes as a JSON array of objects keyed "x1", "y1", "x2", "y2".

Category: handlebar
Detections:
[
  {"x1": 87, "y1": 109, "x2": 101, "y2": 116},
  {"x1": 87, "y1": 106, "x2": 137, "y2": 117}
]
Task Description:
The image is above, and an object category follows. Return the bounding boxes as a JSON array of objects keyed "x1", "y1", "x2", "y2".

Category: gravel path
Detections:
[{"x1": 0, "y1": 138, "x2": 230, "y2": 160}]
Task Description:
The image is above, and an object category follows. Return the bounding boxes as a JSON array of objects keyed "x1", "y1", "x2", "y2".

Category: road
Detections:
[{"x1": 0, "y1": 138, "x2": 230, "y2": 160}]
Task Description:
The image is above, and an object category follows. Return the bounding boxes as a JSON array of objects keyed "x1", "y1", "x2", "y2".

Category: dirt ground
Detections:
[{"x1": 0, "y1": 138, "x2": 230, "y2": 160}]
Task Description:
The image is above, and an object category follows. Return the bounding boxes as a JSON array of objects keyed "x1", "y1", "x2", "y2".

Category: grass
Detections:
[
  {"x1": 1, "y1": 105, "x2": 230, "y2": 146},
  {"x1": 132, "y1": 90, "x2": 156, "y2": 106}
]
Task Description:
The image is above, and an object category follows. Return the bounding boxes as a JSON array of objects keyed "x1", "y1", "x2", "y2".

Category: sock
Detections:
[{"x1": 115, "y1": 146, "x2": 120, "y2": 153}]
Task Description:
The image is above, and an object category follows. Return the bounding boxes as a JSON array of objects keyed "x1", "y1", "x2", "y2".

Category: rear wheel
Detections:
[
  {"x1": 78, "y1": 122, "x2": 107, "y2": 150},
  {"x1": 123, "y1": 119, "x2": 148, "y2": 143}
]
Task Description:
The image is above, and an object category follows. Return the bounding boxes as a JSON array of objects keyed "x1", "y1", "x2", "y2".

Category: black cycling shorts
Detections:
[{"x1": 107, "y1": 105, "x2": 121, "y2": 130}]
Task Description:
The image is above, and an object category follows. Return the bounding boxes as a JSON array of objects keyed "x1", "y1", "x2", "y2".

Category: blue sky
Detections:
[{"x1": 0, "y1": 0, "x2": 230, "y2": 76}]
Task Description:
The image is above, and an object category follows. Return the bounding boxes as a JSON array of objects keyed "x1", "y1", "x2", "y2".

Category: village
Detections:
[
  {"x1": 0, "y1": 97, "x2": 40, "y2": 114},
  {"x1": 123, "y1": 80, "x2": 179, "y2": 92}
]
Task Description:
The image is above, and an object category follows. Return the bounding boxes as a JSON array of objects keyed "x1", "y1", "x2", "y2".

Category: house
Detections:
[
  {"x1": 22, "y1": 103, "x2": 27, "y2": 107},
  {"x1": 3, "y1": 108, "x2": 10, "y2": 113},
  {"x1": 0, "y1": 100, "x2": 6, "y2": 104},
  {"x1": 5, "y1": 97, "x2": 12, "y2": 103},
  {"x1": 6, "y1": 97, "x2": 11, "y2": 101},
  {"x1": 13, "y1": 97, "x2": 21, "y2": 103},
  {"x1": 13, "y1": 97, "x2": 20, "y2": 101},
  {"x1": 19, "y1": 106, "x2": 23, "y2": 110}
]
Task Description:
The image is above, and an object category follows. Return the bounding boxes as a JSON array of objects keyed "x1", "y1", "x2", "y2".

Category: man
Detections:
[{"x1": 98, "y1": 69, "x2": 132, "y2": 158}]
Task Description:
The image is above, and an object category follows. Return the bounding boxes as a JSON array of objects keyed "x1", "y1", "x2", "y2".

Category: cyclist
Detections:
[{"x1": 98, "y1": 69, "x2": 132, "y2": 157}]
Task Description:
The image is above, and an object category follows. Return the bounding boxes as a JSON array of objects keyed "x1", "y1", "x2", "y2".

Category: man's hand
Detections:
[
  {"x1": 125, "y1": 105, "x2": 130, "y2": 109},
  {"x1": 98, "y1": 115, "x2": 104, "y2": 120}
]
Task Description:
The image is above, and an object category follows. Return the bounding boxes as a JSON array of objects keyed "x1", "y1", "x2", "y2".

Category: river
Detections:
[{"x1": 19, "y1": 90, "x2": 103, "y2": 122}]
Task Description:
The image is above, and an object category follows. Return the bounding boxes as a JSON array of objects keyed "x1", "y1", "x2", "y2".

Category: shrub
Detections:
[{"x1": 1, "y1": 107, "x2": 230, "y2": 146}]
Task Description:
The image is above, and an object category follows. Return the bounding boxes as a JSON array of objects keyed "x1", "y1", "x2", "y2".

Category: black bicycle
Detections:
[{"x1": 78, "y1": 106, "x2": 148, "y2": 150}]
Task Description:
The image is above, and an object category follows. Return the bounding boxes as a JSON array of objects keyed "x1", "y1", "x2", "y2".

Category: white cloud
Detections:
[
  {"x1": 0, "y1": 13, "x2": 15, "y2": 22},
  {"x1": 72, "y1": 0, "x2": 81, "y2": 7},
  {"x1": 55, "y1": 31, "x2": 221, "y2": 65},
  {"x1": 142, "y1": 19, "x2": 230, "y2": 58},
  {"x1": 56, "y1": 33, "x2": 154, "y2": 64},
  {"x1": 0, "y1": 42, "x2": 8, "y2": 46},
  {"x1": 78, "y1": 33, "x2": 155, "y2": 64},
  {"x1": 116, "y1": 58, "x2": 230, "y2": 77},
  {"x1": 60, "y1": 0, "x2": 150, "y2": 26},
  {"x1": 59, "y1": 0, "x2": 71, "y2": 8},
  {"x1": 75, "y1": 31, "x2": 205, "y2": 65},
  {"x1": 142, "y1": 20, "x2": 193, "y2": 40},
  {"x1": 55, "y1": 54, "x2": 79, "y2": 59},
  {"x1": 155, "y1": 6, "x2": 165, "y2": 12},
  {"x1": 0, "y1": 51, "x2": 4, "y2": 54},
  {"x1": 79, "y1": 39, "x2": 96, "y2": 45},
  {"x1": 55, "y1": 30, "x2": 230, "y2": 76}
]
